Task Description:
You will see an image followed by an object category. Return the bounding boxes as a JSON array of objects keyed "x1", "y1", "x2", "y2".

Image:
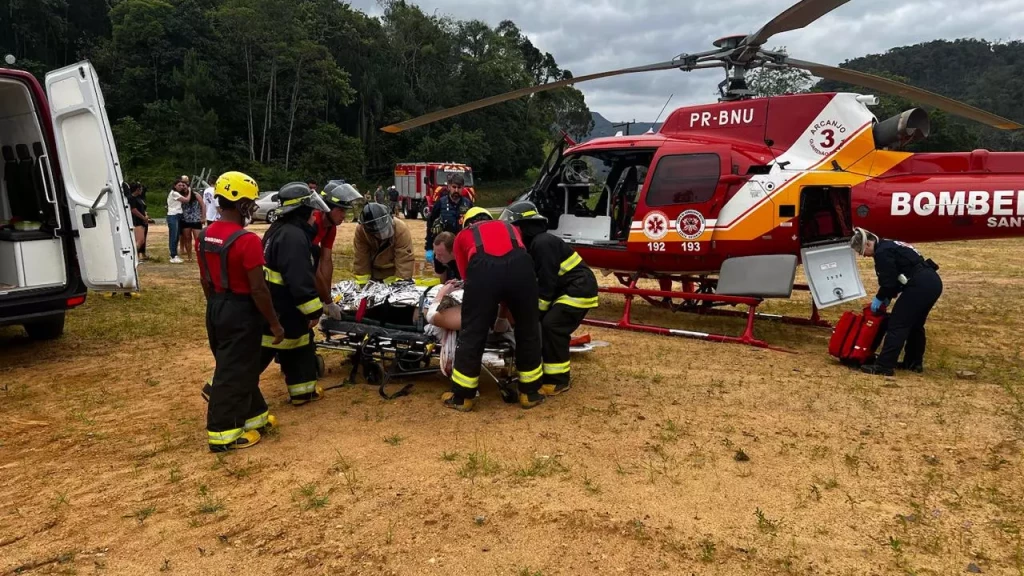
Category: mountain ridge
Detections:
[{"x1": 585, "y1": 112, "x2": 661, "y2": 141}]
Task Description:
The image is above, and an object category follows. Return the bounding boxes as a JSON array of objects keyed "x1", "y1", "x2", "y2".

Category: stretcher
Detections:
[
  {"x1": 314, "y1": 279, "x2": 601, "y2": 401},
  {"x1": 317, "y1": 317, "x2": 522, "y2": 401}
]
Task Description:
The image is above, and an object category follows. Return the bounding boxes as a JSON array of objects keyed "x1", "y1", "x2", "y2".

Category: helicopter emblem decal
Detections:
[
  {"x1": 809, "y1": 119, "x2": 848, "y2": 156},
  {"x1": 643, "y1": 211, "x2": 669, "y2": 240},
  {"x1": 676, "y1": 210, "x2": 706, "y2": 240}
]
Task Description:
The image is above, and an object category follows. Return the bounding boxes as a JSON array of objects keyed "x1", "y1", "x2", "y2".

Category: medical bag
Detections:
[{"x1": 829, "y1": 306, "x2": 888, "y2": 366}]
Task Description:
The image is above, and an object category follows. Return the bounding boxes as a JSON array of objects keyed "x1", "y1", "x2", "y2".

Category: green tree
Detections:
[
  {"x1": 746, "y1": 47, "x2": 812, "y2": 97},
  {"x1": 111, "y1": 116, "x2": 152, "y2": 171}
]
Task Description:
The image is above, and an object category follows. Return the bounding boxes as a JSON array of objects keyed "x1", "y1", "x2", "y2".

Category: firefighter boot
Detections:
[
  {"x1": 209, "y1": 430, "x2": 261, "y2": 453},
  {"x1": 441, "y1": 391, "x2": 475, "y2": 412},
  {"x1": 519, "y1": 391, "x2": 546, "y2": 409},
  {"x1": 539, "y1": 381, "x2": 572, "y2": 397},
  {"x1": 290, "y1": 386, "x2": 325, "y2": 406}
]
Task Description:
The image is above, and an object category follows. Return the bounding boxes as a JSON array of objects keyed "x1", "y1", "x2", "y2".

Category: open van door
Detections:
[{"x1": 44, "y1": 61, "x2": 138, "y2": 291}]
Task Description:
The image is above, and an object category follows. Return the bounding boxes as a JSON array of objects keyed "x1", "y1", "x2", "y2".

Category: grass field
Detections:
[{"x1": 2, "y1": 219, "x2": 1023, "y2": 576}]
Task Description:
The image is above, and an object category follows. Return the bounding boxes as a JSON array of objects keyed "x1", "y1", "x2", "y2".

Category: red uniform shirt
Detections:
[
  {"x1": 453, "y1": 221, "x2": 524, "y2": 279},
  {"x1": 312, "y1": 211, "x2": 336, "y2": 250},
  {"x1": 195, "y1": 221, "x2": 265, "y2": 294}
]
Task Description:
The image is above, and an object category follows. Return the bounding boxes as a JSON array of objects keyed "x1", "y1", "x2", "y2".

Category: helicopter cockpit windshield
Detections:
[{"x1": 534, "y1": 149, "x2": 655, "y2": 244}]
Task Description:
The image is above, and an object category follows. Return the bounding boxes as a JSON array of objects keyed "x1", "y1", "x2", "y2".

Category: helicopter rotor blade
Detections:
[
  {"x1": 788, "y1": 58, "x2": 1023, "y2": 130},
  {"x1": 743, "y1": 0, "x2": 852, "y2": 50},
  {"x1": 380, "y1": 59, "x2": 683, "y2": 133}
]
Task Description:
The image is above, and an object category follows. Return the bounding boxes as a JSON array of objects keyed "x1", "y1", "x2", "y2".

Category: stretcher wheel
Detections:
[
  {"x1": 363, "y1": 362, "x2": 385, "y2": 385},
  {"x1": 315, "y1": 354, "x2": 326, "y2": 378}
]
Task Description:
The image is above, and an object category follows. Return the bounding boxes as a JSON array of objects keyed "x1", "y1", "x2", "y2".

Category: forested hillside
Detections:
[
  {"x1": 0, "y1": 0, "x2": 592, "y2": 191},
  {"x1": 815, "y1": 39, "x2": 1024, "y2": 152}
]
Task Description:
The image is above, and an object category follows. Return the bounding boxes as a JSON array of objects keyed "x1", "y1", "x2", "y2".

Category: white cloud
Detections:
[{"x1": 349, "y1": 0, "x2": 1024, "y2": 121}]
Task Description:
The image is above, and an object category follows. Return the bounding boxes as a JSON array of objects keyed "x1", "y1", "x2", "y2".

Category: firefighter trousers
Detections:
[
  {"x1": 261, "y1": 313, "x2": 320, "y2": 403},
  {"x1": 541, "y1": 303, "x2": 590, "y2": 387},
  {"x1": 206, "y1": 294, "x2": 270, "y2": 447},
  {"x1": 451, "y1": 252, "x2": 543, "y2": 398},
  {"x1": 876, "y1": 269, "x2": 943, "y2": 370}
]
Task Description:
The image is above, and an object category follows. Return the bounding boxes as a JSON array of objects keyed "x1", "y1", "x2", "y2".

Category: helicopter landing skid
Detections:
[
  {"x1": 582, "y1": 277, "x2": 797, "y2": 353},
  {"x1": 627, "y1": 275, "x2": 830, "y2": 329}
]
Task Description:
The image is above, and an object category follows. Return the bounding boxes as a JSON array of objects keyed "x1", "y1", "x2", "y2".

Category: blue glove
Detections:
[
  {"x1": 870, "y1": 297, "x2": 887, "y2": 314},
  {"x1": 425, "y1": 249, "x2": 434, "y2": 264}
]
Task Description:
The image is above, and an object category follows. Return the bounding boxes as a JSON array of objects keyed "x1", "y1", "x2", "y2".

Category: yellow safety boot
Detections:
[
  {"x1": 539, "y1": 382, "x2": 571, "y2": 397},
  {"x1": 441, "y1": 392, "x2": 474, "y2": 412},
  {"x1": 209, "y1": 430, "x2": 261, "y2": 453},
  {"x1": 519, "y1": 391, "x2": 546, "y2": 409}
]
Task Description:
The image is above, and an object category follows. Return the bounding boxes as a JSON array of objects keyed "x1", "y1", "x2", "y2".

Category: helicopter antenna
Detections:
[{"x1": 652, "y1": 94, "x2": 674, "y2": 127}]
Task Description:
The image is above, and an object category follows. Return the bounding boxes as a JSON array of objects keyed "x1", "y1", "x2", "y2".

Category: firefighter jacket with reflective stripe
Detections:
[
  {"x1": 425, "y1": 194, "x2": 472, "y2": 250},
  {"x1": 527, "y1": 232, "x2": 599, "y2": 311},
  {"x1": 262, "y1": 219, "x2": 323, "y2": 321},
  {"x1": 353, "y1": 218, "x2": 415, "y2": 283}
]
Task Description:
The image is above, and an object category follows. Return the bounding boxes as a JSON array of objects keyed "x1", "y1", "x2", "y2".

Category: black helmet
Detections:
[
  {"x1": 274, "y1": 181, "x2": 329, "y2": 216},
  {"x1": 500, "y1": 200, "x2": 548, "y2": 225},
  {"x1": 321, "y1": 180, "x2": 360, "y2": 210},
  {"x1": 360, "y1": 202, "x2": 394, "y2": 239}
]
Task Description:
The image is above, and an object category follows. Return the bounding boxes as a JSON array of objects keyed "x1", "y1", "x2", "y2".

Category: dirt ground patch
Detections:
[{"x1": 2, "y1": 219, "x2": 1023, "y2": 576}]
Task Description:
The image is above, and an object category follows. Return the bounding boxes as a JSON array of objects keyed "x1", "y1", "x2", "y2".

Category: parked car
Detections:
[
  {"x1": 0, "y1": 61, "x2": 140, "y2": 340},
  {"x1": 254, "y1": 190, "x2": 279, "y2": 222}
]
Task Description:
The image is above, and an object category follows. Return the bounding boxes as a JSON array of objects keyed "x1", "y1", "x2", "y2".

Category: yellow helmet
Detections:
[
  {"x1": 215, "y1": 171, "x2": 259, "y2": 201},
  {"x1": 463, "y1": 206, "x2": 492, "y2": 226}
]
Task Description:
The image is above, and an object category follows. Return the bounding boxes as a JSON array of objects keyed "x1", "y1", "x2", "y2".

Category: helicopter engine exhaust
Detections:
[{"x1": 873, "y1": 108, "x2": 930, "y2": 149}]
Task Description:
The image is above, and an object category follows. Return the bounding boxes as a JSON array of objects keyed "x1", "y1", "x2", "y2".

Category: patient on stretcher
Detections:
[
  {"x1": 325, "y1": 279, "x2": 512, "y2": 375},
  {"x1": 421, "y1": 280, "x2": 513, "y2": 374}
]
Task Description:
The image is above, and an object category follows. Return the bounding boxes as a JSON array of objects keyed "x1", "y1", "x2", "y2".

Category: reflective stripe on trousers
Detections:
[
  {"x1": 243, "y1": 410, "x2": 269, "y2": 431},
  {"x1": 208, "y1": 427, "x2": 243, "y2": 445},
  {"x1": 543, "y1": 361, "x2": 570, "y2": 375},
  {"x1": 451, "y1": 369, "x2": 478, "y2": 389},
  {"x1": 288, "y1": 380, "x2": 317, "y2": 397},
  {"x1": 519, "y1": 364, "x2": 543, "y2": 383}
]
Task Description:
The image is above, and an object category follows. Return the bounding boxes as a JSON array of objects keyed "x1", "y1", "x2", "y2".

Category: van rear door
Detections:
[{"x1": 44, "y1": 61, "x2": 138, "y2": 292}]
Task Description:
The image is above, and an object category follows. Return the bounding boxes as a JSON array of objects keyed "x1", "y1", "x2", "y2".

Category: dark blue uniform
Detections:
[
  {"x1": 871, "y1": 239, "x2": 943, "y2": 372},
  {"x1": 425, "y1": 194, "x2": 472, "y2": 251}
]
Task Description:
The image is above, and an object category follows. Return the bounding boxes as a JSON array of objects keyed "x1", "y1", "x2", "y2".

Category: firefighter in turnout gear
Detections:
[
  {"x1": 313, "y1": 180, "x2": 361, "y2": 320},
  {"x1": 850, "y1": 227, "x2": 943, "y2": 376},
  {"x1": 424, "y1": 173, "x2": 472, "y2": 265},
  {"x1": 198, "y1": 171, "x2": 285, "y2": 452},
  {"x1": 353, "y1": 202, "x2": 415, "y2": 284},
  {"x1": 502, "y1": 201, "x2": 598, "y2": 396},
  {"x1": 444, "y1": 207, "x2": 545, "y2": 411},
  {"x1": 260, "y1": 182, "x2": 331, "y2": 404}
]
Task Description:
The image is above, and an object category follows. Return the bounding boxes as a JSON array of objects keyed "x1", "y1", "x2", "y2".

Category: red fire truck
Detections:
[{"x1": 393, "y1": 162, "x2": 475, "y2": 219}]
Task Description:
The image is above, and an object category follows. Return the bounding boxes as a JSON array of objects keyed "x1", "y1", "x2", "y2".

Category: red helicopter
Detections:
[{"x1": 381, "y1": 0, "x2": 1023, "y2": 350}]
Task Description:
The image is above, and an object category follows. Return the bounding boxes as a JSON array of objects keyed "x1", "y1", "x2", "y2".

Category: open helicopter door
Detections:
[
  {"x1": 800, "y1": 242, "x2": 866, "y2": 308},
  {"x1": 45, "y1": 61, "x2": 139, "y2": 292}
]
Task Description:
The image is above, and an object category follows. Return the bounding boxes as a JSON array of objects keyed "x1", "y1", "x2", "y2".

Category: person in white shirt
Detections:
[
  {"x1": 166, "y1": 179, "x2": 191, "y2": 263},
  {"x1": 203, "y1": 184, "x2": 219, "y2": 223}
]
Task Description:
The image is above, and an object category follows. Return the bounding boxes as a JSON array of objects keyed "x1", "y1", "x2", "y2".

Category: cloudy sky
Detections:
[{"x1": 349, "y1": 0, "x2": 1024, "y2": 122}]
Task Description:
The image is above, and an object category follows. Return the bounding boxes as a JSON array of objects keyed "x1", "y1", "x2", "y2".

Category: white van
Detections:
[{"x1": 0, "y1": 61, "x2": 138, "y2": 339}]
